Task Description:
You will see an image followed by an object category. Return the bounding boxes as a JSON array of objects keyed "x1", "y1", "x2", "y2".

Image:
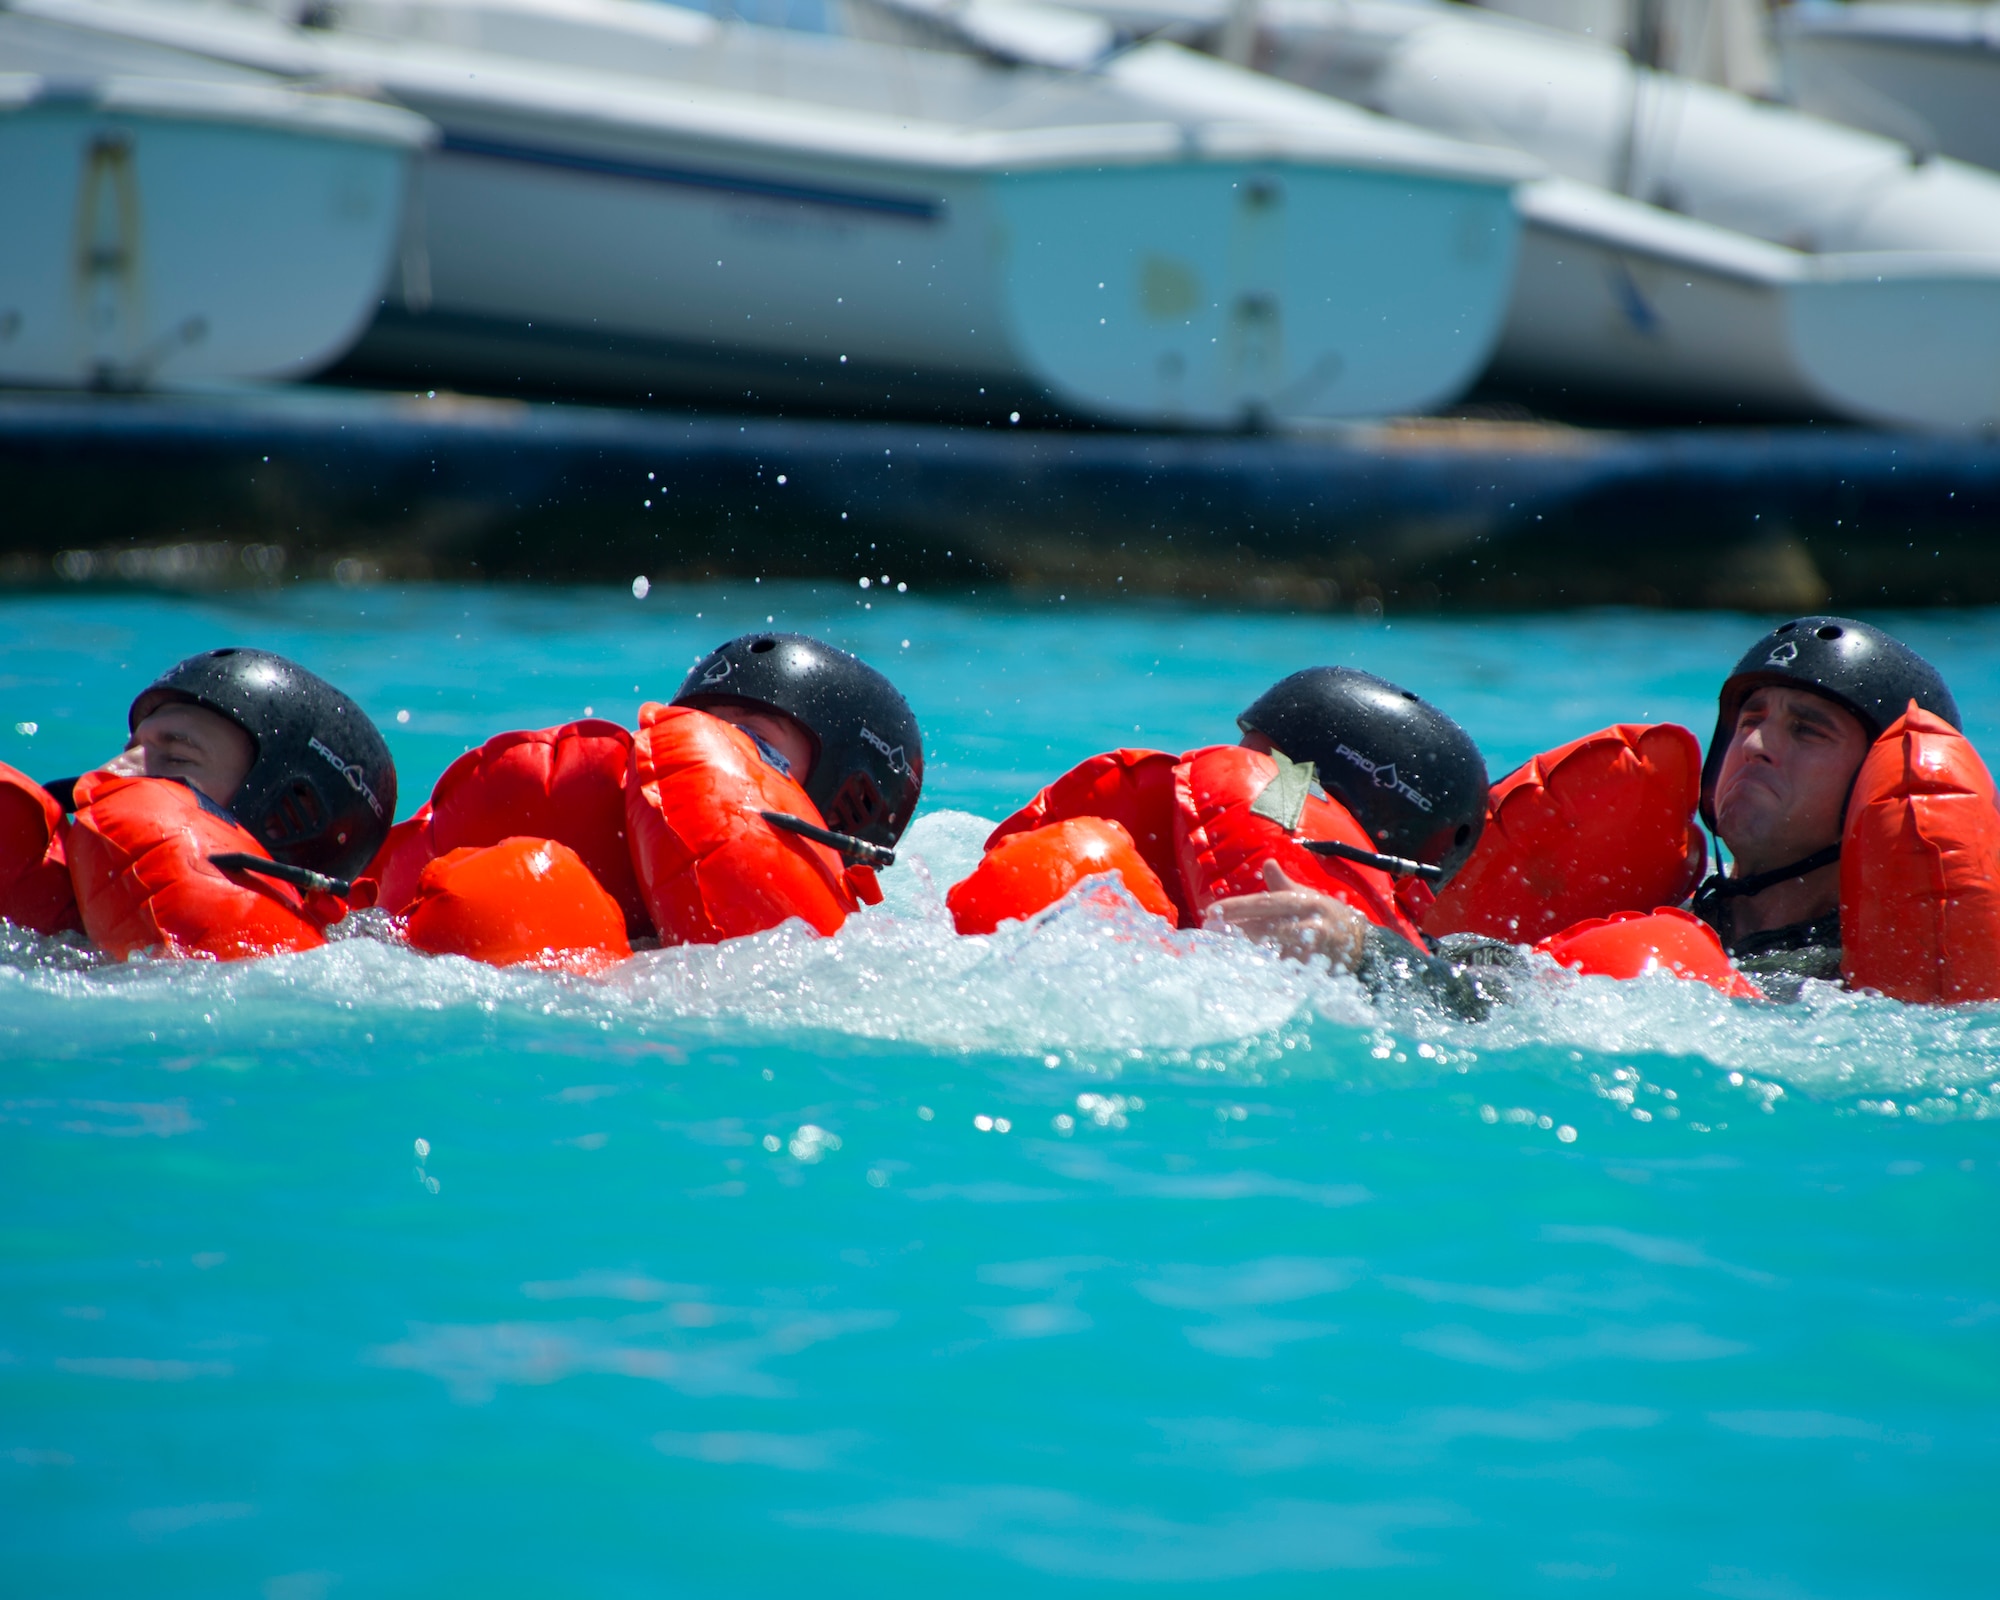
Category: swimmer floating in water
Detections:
[
  {"x1": 1255, "y1": 617, "x2": 2000, "y2": 1005},
  {"x1": 367, "y1": 630, "x2": 922, "y2": 967},
  {"x1": 949, "y1": 665, "x2": 1501, "y2": 1014},
  {"x1": 1688, "y1": 617, "x2": 2000, "y2": 1001},
  {"x1": 0, "y1": 648, "x2": 397, "y2": 959}
]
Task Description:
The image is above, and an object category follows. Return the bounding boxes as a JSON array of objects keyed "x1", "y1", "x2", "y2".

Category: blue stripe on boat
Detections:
[{"x1": 439, "y1": 132, "x2": 944, "y2": 221}]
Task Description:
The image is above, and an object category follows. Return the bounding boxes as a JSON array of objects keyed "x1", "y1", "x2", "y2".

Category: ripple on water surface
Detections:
[{"x1": 1, "y1": 590, "x2": 1997, "y2": 1597}]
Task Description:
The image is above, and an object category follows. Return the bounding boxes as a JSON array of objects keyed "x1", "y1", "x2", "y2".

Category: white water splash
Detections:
[{"x1": 2, "y1": 813, "x2": 1996, "y2": 1118}]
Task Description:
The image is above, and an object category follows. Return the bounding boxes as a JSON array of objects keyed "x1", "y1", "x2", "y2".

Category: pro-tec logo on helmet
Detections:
[
  {"x1": 310, "y1": 737, "x2": 385, "y2": 819},
  {"x1": 859, "y1": 725, "x2": 912, "y2": 776},
  {"x1": 1767, "y1": 640, "x2": 1800, "y2": 667},
  {"x1": 700, "y1": 659, "x2": 733, "y2": 686},
  {"x1": 1336, "y1": 743, "x2": 1433, "y2": 812}
]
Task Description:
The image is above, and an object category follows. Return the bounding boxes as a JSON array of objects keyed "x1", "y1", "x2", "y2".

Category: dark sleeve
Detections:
[
  {"x1": 1734, "y1": 943, "x2": 1843, "y2": 1004},
  {"x1": 1351, "y1": 926, "x2": 1513, "y2": 1021}
]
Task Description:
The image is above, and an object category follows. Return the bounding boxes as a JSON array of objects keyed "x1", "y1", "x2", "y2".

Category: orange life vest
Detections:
[
  {"x1": 984, "y1": 749, "x2": 1190, "y2": 925},
  {"x1": 956, "y1": 744, "x2": 1425, "y2": 946},
  {"x1": 1427, "y1": 724, "x2": 1706, "y2": 943},
  {"x1": 0, "y1": 762, "x2": 80, "y2": 935},
  {"x1": 1841, "y1": 703, "x2": 2000, "y2": 1003},
  {"x1": 400, "y1": 836, "x2": 631, "y2": 971},
  {"x1": 947, "y1": 816, "x2": 1177, "y2": 934},
  {"x1": 361, "y1": 720, "x2": 645, "y2": 935},
  {"x1": 362, "y1": 804, "x2": 435, "y2": 915},
  {"x1": 1537, "y1": 907, "x2": 1762, "y2": 999},
  {"x1": 66, "y1": 771, "x2": 331, "y2": 961},
  {"x1": 1173, "y1": 744, "x2": 1427, "y2": 945},
  {"x1": 625, "y1": 704, "x2": 870, "y2": 945}
]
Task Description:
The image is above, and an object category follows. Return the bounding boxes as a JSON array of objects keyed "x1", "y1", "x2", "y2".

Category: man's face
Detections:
[
  {"x1": 704, "y1": 704, "x2": 815, "y2": 782},
  {"x1": 131, "y1": 702, "x2": 257, "y2": 807},
  {"x1": 1714, "y1": 686, "x2": 1869, "y2": 870}
]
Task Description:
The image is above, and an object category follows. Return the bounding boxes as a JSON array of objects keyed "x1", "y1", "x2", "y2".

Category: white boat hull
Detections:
[
  {"x1": 1498, "y1": 179, "x2": 2000, "y2": 429},
  {"x1": 1245, "y1": 0, "x2": 2000, "y2": 256},
  {"x1": 14, "y1": 0, "x2": 1526, "y2": 423},
  {"x1": 0, "y1": 72, "x2": 426, "y2": 387},
  {"x1": 1779, "y1": 1, "x2": 2000, "y2": 176},
  {"x1": 853, "y1": 0, "x2": 2000, "y2": 428},
  {"x1": 387, "y1": 123, "x2": 1513, "y2": 421}
]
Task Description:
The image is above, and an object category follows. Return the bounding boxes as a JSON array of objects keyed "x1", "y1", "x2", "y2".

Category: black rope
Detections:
[
  {"x1": 1698, "y1": 842, "x2": 1842, "y2": 901},
  {"x1": 759, "y1": 811, "x2": 895, "y2": 870},
  {"x1": 209, "y1": 853, "x2": 352, "y2": 898}
]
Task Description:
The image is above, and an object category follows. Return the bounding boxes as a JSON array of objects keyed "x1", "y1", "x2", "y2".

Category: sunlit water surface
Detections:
[{"x1": 2, "y1": 587, "x2": 1996, "y2": 1598}]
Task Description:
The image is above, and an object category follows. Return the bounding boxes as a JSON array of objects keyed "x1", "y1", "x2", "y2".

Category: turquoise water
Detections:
[{"x1": 3, "y1": 586, "x2": 1997, "y2": 1598}]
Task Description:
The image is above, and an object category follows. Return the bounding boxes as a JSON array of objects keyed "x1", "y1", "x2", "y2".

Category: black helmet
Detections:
[
  {"x1": 1700, "y1": 616, "x2": 1959, "y2": 828},
  {"x1": 673, "y1": 632, "x2": 922, "y2": 849},
  {"x1": 130, "y1": 648, "x2": 397, "y2": 879},
  {"x1": 1238, "y1": 666, "x2": 1488, "y2": 884}
]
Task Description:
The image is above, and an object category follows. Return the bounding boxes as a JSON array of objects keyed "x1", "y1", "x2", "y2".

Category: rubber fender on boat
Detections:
[
  {"x1": 369, "y1": 722, "x2": 647, "y2": 934},
  {"x1": 401, "y1": 837, "x2": 631, "y2": 971},
  {"x1": 984, "y1": 749, "x2": 1191, "y2": 926},
  {"x1": 1537, "y1": 908, "x2": 1762, "y2": 999},
  {"x1": 1841, "y1": 703, "x2": 2000, "y2": 1004},
  {"x1": 1172, "y1": 744, "x2": 1427, "y2": 945},
  {"x1": 0, "y1": 761, "x2": 80, "y2": 935},
  {"x1": 1426, "y1": 723, "x2": 1707, "y2": 943},
  {"x1": 947, "y1": 816, "x2": 1178, "y2": 934},
  {"x1": 625, "y1": 704, "x2": 859, "y2": 945},
  {"x1": 66, "y1": 770, "x2": 328, "y2": 961}
]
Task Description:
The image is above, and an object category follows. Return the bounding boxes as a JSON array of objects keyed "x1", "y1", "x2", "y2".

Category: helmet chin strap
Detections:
[{"x1": 1701, "y1": 841, "x2": 1842, "y2": 900}]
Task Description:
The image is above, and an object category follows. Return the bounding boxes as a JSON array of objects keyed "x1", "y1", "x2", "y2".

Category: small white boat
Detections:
[
  {"x1": 7, "y1": 0, "x2": 1531, "y2": 425},
  {"x1": 0, "y1": 54, "x2": 428, "y2": 387},
  {"x1": 852, "y1": 0, "x2": 2000, "y2": 427},
  {"x1": 1022, "y1": 0, "x2": 2000, "y2": 252},
  {"x1": 1464, "y1": 0, "x2": 1777, "y2": 96},
  {"x1": 1498, "y1": 177, "x2": 2000, "y2": 427},
  {"x1": 1779, "y1": 1, "x2": 2000, "y2": 175}
]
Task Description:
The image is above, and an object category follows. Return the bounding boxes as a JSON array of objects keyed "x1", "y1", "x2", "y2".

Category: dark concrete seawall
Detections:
[{"x1": 4, "y1": 387, "x2": 1997, "y2": 610}]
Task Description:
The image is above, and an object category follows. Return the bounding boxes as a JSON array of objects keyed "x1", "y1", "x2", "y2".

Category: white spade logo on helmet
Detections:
[
  {"x1": 700, "y1": 658, "x2": 733, "y2": 686},
  {"x1": 860, "y1": 725, "x2": 911, "y2": 776},
  {"x1": 1335, "y1": 743, "x2": 1433, "y2": 813},
  {"x1": 1766, "y1": 640, "x2": 1800, "y2": 667},
  {"x1": 309, "y1": 737, "x2": 385, "y2": 819}
]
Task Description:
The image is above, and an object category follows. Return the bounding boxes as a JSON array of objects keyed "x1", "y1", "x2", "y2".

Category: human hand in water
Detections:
[{"x1": 1203, "y1": 860, "x2": 1369, "y2": 970}]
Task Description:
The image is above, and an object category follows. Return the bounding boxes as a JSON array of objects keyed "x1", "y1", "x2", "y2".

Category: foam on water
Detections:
[{"x1": 3, "y1": 588, "x2": 1998, "y2": 1596}]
